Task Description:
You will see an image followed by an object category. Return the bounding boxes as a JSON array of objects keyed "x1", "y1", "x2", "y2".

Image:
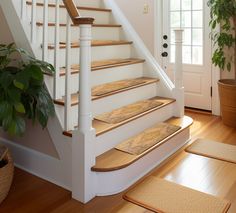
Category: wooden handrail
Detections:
[{"x1": 62, "y1": 0, "x2": 94, "y2": 25}]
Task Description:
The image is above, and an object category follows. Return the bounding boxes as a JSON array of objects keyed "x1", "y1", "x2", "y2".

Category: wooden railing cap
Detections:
[{"x1": 74, "y1": 17, "x2": 95, "y2": 25}]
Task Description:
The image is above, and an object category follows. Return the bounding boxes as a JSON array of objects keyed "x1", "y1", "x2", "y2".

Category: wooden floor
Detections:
[{"x1": 1, "y1": 111, "x2": 236, "y2": 213}]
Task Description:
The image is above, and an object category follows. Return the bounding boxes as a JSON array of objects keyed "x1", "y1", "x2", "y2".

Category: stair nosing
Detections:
[
  {"x1": 48, "y1": 41, "x2": 133, "y2": 49},
  {"x1": 62, "y1": 96, "x2": 175, "y2": 137},
  {"x1": 26, "y1": 1, "x2": 112, "y2": 12},
  {"x1": 91, "y1": 116, "x2": 193, "y2": 172},
  {"x1": 36, "y1": 22, "x2": 122, "y2": 28},
  {"x1": 54, "y1": 78, "x2": 159, "y2": 107},
  {"x1": 59, "y1": 58, "x2": 146, "y2": 76}
]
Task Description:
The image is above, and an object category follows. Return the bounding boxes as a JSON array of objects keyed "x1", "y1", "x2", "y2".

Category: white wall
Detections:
[{"x1": 115, "y1": 0, "x2": 155, "y2": 55}]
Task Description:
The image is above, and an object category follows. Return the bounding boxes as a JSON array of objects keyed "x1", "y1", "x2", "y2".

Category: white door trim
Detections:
[{"x1": 154, "y1": 0, "x2": 220, "y2": 115}]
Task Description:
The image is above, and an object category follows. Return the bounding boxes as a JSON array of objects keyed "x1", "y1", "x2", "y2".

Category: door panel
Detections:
[{"x1": 162, "y1": 0, "x2": 212, "y2": 110}]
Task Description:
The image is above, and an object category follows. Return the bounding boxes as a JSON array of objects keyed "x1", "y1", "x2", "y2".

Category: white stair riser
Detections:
[
  {"x1": 36, "y1": 26, "x2": 121, "y2": 43},
  {"x1": 26, "y1": 5, "x2": 111, "y2": 24},
  {"x1": 58, "y1": 63, "x2": 144, "y2": 96},
  {"x1": 94, "y1": 129, "x2": 190, "y2": 196},
  {"x1": 95, "y1": 103, "x2": 174, "y2": 156},
  {"x1": 47, "y1": 44, "x2": 132, "y2": 67},
  {"x1": 56, "y1": 83, "x2": 159, "y2": 128}
]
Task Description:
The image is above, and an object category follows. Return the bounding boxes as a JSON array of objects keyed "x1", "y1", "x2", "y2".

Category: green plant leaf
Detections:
[
  {"x1": 0, "y1": 101, "x2": 12, "y2": 119},
  {"x1": 28, "y1": 64, "x2": 43, "y2": 81},
  {"x1": 14, "y1": 102, "x2": 26, "y2": 114},
  {"x1": 13, "y1": 79, "x2": 25, "y2": 90},
  {"x1": 8, "y1": 116, "x2": 26, "y2": 136}
]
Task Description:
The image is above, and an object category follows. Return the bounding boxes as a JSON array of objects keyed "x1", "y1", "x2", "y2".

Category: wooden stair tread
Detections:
[
  {"x1": 26, "y1": 1, "x2": 112, "y2": 12},
  {"x1": 59, "y1": 58, "x2": 145, "y2": 76},
  {"x1": 54, "y1": 77, "x2": 159, "y2": 106},
  {"x1": 48, "y1": 40, "x2": 133, "y2": 49},
  {"x1": 91, "y1": 116, "x2": 193, "y2": 172},
  {"x1": 63, "y1": 97, "x2": 175, "y2": 137},
  {"x1": 36, "y1": 22, "x2": 122, "y2": 28}
]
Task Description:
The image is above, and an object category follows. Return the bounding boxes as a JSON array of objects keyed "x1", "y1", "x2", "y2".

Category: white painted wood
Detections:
[
  {"x1": 72, "y1": 129, "x2": 96, "y2": 203},
  {"x1": 56, "y1": 82, "x2": 159, "y2": 128},
  {"x1": 95, "y1": 129, "x2": 191, "y2": 196},
  {"x1": 173, "y1": 29, "x2": 184, "y2": 117},
  {"x1": 64, "y1": 14, "x2": 72, "y2": 131},
  {"x1": 78, "y1": 24, "x2": 93, "y2": 132},
  {"x1": 26, "y1": 4, "x2": 111, "y2": 24},
  {"x1": 95, "y1": 103, "x2": 174, "y2": 156},
  {"x1": 0, "y1": 136, "x2": 72, "y2": 191},
  {"x1": 42, "y1": 0, "x2": 48, "y2": 61},
  {"x1": 30, "y1": 0, "x2": 36, "y2": 43},
  {"x1": 58, "y1": 63, "x2": 144, "y2": 96},
  {"x1": 36, "y1": 25, "x2": 121, "y2": 44},
  {"x1": 21, "y1": 0, "x2": 27, "y2": 20},
  {"x1": 47, "y1": 44, "x2": 132, "y2": 68},
  {"x1": 53, "y1": 0, "x2": 60, "y2": 99}
]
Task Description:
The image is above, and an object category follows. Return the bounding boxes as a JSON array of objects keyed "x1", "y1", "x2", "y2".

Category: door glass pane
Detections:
[
  {"x1": 171, "y1": 0, "x2": 181, "y2": 11},
  {"x1": 192, "y1": 29, "x2": 203, "y2": 45},
  {"x1": 192, "y1": 11, "x2": 203, "y2": 28},
  {"x1": 183, "y1": 29, "x2": 191, "y2": 45},
  {"x1": 171, "y1": 12, "x2": 181, "y2": 27},
  {"x1": 193, "y1": 0, "x2": 203, "y2": 10},
  {"x1": 192, "y1": 46, "x2": 203, "y2": 64},
  {"x1": 183, "y1": 46, "x2": 192, "y2": 63},
  {"x1": 182, "y1": 11, "x2": 191, "y2": 27},
  {"x1": 182, "y1": 0, "x2": 191, "y2": 10}
]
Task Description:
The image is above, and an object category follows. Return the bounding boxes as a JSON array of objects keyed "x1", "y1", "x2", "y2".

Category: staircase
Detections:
[{"x1": 0, "y1": 0, "x2": 193, "y2": 203}]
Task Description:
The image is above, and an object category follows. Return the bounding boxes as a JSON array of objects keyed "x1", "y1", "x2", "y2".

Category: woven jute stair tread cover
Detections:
[
  {"x1": 124, "y1": 176, "x2": 231, "y2": 213},
  {"x1": 0, "y1": 144, "x2": 14, "y2": 204},
  {"x1": 115, "y1": 123, "x2": 181, "y2": 155},
  {"x1": 185, "y1": 138, "x2": 236, "y2": 164},
  {"x1": 91, "y1": 78, "x2": 148, "y2": 96},
  {"x1": 95, "y1": 98, "x2": 163, "y2": 124}
]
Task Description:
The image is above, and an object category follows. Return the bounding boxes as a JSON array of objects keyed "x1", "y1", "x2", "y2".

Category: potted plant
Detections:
[
  {"x1": 0, "y1": 43, "x2": 55, "y2": 135},
  {"x1": 0, "y1": 43, "x2": 55, "y2": 203},
  {"x1": 208, "y1": 0, "x2": 236, "y2": 127}
]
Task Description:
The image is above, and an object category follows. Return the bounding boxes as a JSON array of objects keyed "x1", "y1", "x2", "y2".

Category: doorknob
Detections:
[
  {"x1": 161, "y1": 52, "x2": 168, "y2": 57},
  {"x1": 163, "y1": 35, "x2": 168, "y2": 40},
  {"x1": 163, "y1": 43, "x2": 168, "y2": 48}
]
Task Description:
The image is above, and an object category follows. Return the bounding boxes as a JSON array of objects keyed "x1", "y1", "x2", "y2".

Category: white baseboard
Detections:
[{"x1": 0, "y1": 137, "x2": 72, "y2": 191}]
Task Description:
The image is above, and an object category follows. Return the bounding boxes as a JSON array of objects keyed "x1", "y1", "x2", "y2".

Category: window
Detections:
[{"x1": 170, "y1": 0, "x2": 203, "y2": 65}]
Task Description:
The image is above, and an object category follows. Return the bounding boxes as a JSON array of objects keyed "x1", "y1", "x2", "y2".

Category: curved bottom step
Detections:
[{"x1": 93, "y1": 116, "x2": 193, "y2": 196}]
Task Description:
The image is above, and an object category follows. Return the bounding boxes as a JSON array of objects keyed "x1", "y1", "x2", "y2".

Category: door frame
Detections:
[{"x1": 154, "y1": 0, "x2": 220, "y2": 115}]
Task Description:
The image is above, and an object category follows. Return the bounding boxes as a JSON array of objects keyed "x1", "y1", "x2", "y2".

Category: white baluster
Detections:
[
  {"x1": 31, "y1": 0, "x2": 36, "y2": 43},
  {"x1": 53, "y1": 0, "x2": 60, "y2": 99},
  {"x1": 78, "y1": 24, "x2": 93, "y2": 133},
  {"x1": 64, "y1": 14, "x2": 72, "y2": 131},
  {"x1": 42, "y1": 0, "x2": 48, "y2": 61},
  {"x1": 173, "y1": 29, "x2": 184, "y2": 117},
  {"x1": 21, "y1": 0, "x2": 26, "y2": 20}
]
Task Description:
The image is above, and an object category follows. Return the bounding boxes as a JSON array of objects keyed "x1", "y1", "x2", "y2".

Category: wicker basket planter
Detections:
[
  {"x1": 0, "y1": 145, "x2": 14, "y2": 204},
  {"x1": 218, "y1": 79, "x2": 236, "y2": 128}
]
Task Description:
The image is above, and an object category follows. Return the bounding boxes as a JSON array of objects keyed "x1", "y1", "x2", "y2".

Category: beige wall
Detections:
[
  {"x1": 115, "y1": 0, "x2": 155, "y2": 54},
  {"x1": 0, "y1": 7, "x2": 14, "y2": 44}
]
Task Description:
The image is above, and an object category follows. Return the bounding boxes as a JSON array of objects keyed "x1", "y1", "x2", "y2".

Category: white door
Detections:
[{"x1": 161, "y1": 0, "x2": 212, "y2": 111}]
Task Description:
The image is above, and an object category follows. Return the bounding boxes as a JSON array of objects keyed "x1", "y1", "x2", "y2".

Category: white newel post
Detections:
[
  {"x1": 72, "y1": 17, "x2": 96, "y2": 203},
  {"x1": 173, "y1": 29, "x2": 184, "y2": 117}
]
